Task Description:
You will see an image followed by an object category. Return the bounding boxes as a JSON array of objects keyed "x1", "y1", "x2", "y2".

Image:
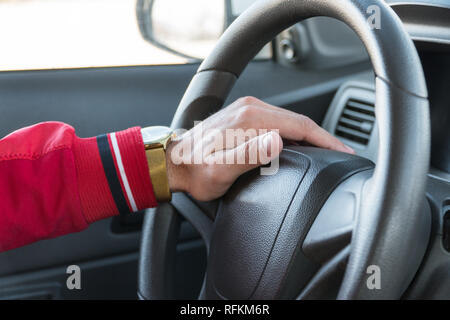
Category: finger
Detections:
[
  {"x1": 300, "y1": 117, "x2": 355, "y2": 154},
  {"x1": 208, "y1": 131, "x2": 283, "y2": 182},
  {"x1": 227, "y1": 102, "x2": 354, "y2": 154},
  {"x1": 202, "y1": 126, "x2": 259, "y2": 154},
  {"x1": 243, "y1": 99, "x2": 354, "y2": 153}
]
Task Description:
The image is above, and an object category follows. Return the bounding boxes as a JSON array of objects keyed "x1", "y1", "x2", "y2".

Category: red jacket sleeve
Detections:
[{"x1": 0, "y1": 122, "x2": 158, "y2": 252}]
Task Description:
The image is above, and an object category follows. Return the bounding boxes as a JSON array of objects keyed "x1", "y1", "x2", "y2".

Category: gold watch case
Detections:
[{"x1": 141, "y1": 126, "x2": 174, "y2": 150}]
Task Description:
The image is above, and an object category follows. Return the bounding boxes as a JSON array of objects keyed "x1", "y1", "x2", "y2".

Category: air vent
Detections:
[{"x1": 335, "y1": 99, "x2": 375, "y2": 145}]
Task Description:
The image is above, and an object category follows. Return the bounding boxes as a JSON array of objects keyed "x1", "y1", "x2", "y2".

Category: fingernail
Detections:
[{"x1": 344, "y1": 144, "x2": 355, "y2": 154}]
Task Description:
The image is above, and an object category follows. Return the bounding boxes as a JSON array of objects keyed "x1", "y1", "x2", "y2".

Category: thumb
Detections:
[
  {"x1": 213, "y1": 131, "x2": 283, "y2": 181},
  {"x1": 257, "y1": 131, "x2": 283, "y2": 165}
]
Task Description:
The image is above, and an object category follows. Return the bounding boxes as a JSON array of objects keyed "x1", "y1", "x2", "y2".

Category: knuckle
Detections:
[
  {"x1": 299, "y1": 114, "x2": 311, "y2": 123},
  {"x1": 236, "y1": 96, "x2": 260, "y2": 107},
  {"x1": 236, "y1": 104, "x2": 257, "y2": 121},
  {"x1": 299, "y1": 115, "x2": 314, "y2": 129},
  {"x1": 207, "y1": 167, "x2": 224, "y2": 185}
]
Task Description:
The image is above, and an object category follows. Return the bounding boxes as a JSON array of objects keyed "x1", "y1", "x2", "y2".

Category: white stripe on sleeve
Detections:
[{"x1": 109, "y1": 132, "x2": 138, "y2": 212}]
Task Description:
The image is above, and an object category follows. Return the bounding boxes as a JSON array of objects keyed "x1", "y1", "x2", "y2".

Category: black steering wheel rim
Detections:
[{"x1": 139, "y1": 0, "x2": 430, "y2": 300}]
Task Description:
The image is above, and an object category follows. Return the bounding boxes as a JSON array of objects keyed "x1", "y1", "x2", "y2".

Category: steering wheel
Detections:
[{"x1": 138, "y1": 0, "x2": 432, "y2": 299}]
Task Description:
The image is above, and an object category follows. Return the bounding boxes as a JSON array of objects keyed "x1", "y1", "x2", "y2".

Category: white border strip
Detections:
[{"x1": 109, "y1": 132, "x2": 138, "y2": 212}]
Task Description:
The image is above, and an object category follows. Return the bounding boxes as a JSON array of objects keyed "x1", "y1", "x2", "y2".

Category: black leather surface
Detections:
[{"x1": 138, "y1": 204, "x2": 180, "y2": 300}]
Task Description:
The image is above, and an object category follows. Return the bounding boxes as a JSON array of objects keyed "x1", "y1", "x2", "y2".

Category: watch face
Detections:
[{"x1": 141, "y1": 126, "x2": 172, "y2": 145}]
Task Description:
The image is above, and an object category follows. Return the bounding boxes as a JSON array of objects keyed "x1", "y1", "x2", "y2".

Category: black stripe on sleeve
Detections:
[{"x1": 96, "y1": 134, "x2": 130, "y2": 215}]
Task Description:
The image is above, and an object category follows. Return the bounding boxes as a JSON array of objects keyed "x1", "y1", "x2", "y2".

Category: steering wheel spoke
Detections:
[
  {"x1": 171, "y1": 193, "x2": 214, "y2": 253},
  {"x1": 302, "y1": 170, "x2": 372, "y2": 264},
  {"x1": 297, "y1": 246, "x2": 351, "y2": 300}
]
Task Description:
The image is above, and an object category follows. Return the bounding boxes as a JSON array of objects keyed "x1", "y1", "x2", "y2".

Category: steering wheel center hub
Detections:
[{"x1": 205, "y1": 147, "x2": 373, "y2": 299}]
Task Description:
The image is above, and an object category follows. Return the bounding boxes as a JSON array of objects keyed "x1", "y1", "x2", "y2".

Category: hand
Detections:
[{"x1": 166, "y1": 96, "x2": 354, "y2": 201}]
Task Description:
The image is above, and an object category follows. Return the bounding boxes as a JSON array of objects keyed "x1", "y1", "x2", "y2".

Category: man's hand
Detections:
[{"x1": 166, "y1": 97, "x2": 354, "y2": 201}]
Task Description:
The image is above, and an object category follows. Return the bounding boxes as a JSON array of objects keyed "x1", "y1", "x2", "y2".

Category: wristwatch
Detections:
[{"x1": 141, "y1": 126, "x2": 176, "y2": 202}]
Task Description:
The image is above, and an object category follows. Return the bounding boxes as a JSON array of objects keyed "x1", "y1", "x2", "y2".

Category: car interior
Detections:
[{"x1": 0, "y1": 0, "x2": 449, "y2": 300}]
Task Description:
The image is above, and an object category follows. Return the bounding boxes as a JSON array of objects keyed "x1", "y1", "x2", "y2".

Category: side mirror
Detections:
[{"x1": 136, "y1": 0, "x2": 229, "y2": 60}]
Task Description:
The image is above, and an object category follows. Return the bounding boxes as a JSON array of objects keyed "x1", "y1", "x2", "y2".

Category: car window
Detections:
[{"x1": 0, "y1": 0, "x2": 270, "y2": 71}]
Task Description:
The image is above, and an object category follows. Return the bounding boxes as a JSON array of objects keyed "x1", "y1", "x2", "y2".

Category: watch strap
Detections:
[{"x1": 146, "y1": 147, "x2": 171, "y2": 202}]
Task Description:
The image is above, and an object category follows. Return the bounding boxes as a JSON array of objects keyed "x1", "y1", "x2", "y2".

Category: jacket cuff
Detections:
[{"x1": 72, "y1": 127, "x2": 157, "y2": 224}]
